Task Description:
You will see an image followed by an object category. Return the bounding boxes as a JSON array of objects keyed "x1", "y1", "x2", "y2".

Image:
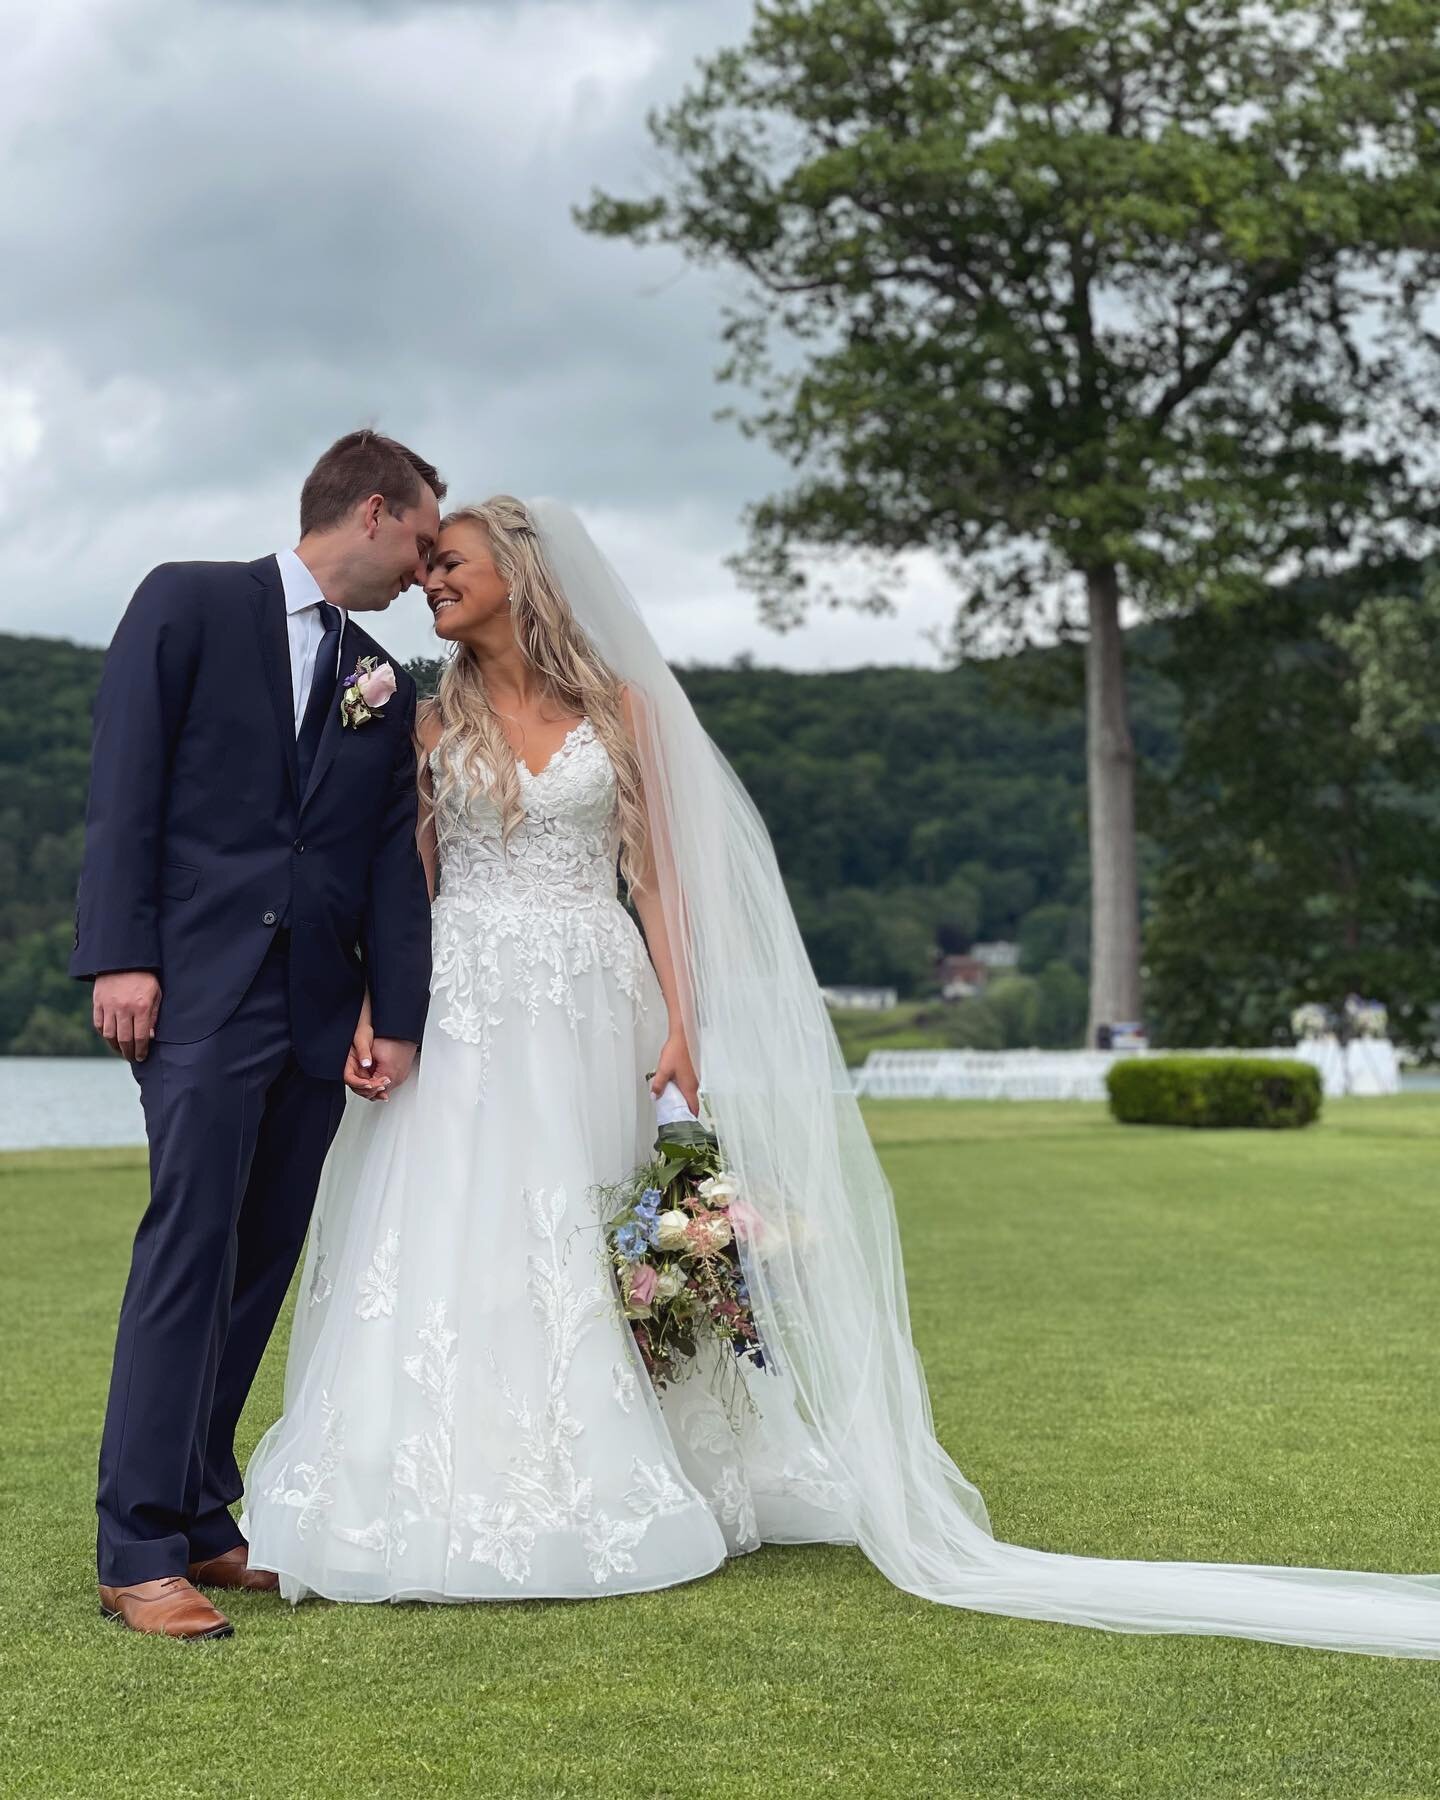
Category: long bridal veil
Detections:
[{"x1": 527, "y1": 496, "x2": 1440, "y2": 1657}]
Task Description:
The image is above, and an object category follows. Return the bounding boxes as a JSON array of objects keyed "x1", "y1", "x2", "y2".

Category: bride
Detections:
[{"x1": 247, "y1": 496, "x2": 1440, "y2": 1655}]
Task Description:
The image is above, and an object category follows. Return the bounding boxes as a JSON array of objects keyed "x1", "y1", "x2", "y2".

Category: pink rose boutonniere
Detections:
[{"x1": 340, "y1": 656, "x2": 396, "y2": 729}]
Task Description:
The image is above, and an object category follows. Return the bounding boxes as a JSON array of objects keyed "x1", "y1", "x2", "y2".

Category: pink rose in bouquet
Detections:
[
  {"x1": 627, "y1": 1262, "x2": 658, "y2": 1306},
  {"x1": 726, "y1": 1197, "x2": 767, "y2": 1245}
]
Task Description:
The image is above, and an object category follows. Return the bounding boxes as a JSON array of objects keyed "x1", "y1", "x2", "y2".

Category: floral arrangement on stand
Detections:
[
  {"x1": 1343, "y1": 995, "x2": 1389, "y2": 1040},
  {"x1": 1290, "y1": 1002, "x2": 1334, "y2": 1043},
  {"x1": 1290, "y1": 997, "x2": 1389, "y2": 1043},
  {"x1": 602, "y1": 1112, "x2": 767, "y2": 1400}
]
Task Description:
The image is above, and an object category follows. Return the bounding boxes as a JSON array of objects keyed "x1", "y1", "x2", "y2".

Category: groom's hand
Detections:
[
  {"x1": 368, "y1": 1037, "x2": 417, "y2": 1099},
  {"x1": 93, "y1": 971, "x2": 162, "y2": 1061},
  {"x1": 345, "y1": 991, "x2": 388, "y2": 1100}
]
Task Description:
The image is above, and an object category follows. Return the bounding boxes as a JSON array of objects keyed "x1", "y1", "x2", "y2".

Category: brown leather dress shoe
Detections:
[
  {"x1": 99, "y1": 1576, "x2": 233, "y2": 1640},
  {"x1": 187, "y1": 1544, "x2": 280, "y2": 1594}
]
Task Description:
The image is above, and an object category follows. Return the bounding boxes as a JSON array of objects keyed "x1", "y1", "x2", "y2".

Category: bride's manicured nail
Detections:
[{"x1": 361, "y1": 1058, "x2": 373, "y2": 1069}]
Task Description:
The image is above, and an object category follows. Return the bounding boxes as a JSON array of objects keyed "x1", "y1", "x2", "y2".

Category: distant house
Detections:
[
  {"x1": 971, "y1": 941, "x2": 1020, "y2": 971},
  {"x1": 937, "y1": 942, "x2": 1021, "y2": 1002},
  {"x1": 937, "y1": 953, "x2": 987, "y2": 1001},
  {"x1": 821, "y1": 985, "x2": 899, "y2": 1012}
]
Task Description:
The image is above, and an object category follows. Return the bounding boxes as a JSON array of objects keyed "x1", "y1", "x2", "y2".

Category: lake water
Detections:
[
  {"x1": 3, "y1": 1055, "x2": 1437, "y2": 1152},
  {"x1": 2, "y1": 1058, "x2": 147, "y2": 1151}
]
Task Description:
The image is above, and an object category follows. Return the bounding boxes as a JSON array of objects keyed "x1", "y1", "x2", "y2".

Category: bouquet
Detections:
[
  {"x1": 1344, "y1": 994, "x2": 1389, "y2": 1040},
  {"x1": 602, "y1": 1086, "x2": 766, "y2": 1394},
  {"x1": 1290, "y1": 1002, "x2": 1333, "y2": 1042}
]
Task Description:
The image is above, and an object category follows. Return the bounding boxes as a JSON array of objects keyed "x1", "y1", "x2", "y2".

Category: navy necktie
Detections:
[{"x1": 296, "y1": 601, "x2": 342, "y2": 795}]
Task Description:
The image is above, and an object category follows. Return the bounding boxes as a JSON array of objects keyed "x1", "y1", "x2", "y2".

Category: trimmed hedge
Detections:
[{"x1": 1106, "y1": 1056, "x2": 1322, "y2": 1129}]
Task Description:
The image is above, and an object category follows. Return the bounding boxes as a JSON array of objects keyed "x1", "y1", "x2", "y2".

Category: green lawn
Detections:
[
  {"x1": 827, "y1": 1000, "x2": 955, "y2": 1064},
  {"x1": 4, "y1": 1099, "x2": 1440, "y2": 1799}
]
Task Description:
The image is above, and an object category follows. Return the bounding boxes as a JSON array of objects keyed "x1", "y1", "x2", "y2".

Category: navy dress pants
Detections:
[{"x1": 96, "y1": 937, "x2": 347, "y2": 1586}]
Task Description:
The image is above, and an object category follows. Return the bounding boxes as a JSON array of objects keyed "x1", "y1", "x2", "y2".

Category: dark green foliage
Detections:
[
  {"x1": 1107, "y1": 1057, "x2": 1322, "y2": 1130},
  {"x1": 406, "y1": 656, "x2": 445, "y2": 700},
  {"x1": 1144, "y1": 561, "x2": 1440, "y2": 1053},
  {"x1": 0, "y1": 637, "x2": 106, "y2": 1056}
]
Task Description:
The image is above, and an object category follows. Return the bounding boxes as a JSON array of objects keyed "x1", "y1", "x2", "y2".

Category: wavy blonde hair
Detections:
[{"x1": 429, "y1": 495, "x2": 648, "y2": 890}]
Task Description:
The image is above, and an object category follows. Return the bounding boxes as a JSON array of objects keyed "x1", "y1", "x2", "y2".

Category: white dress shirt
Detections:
[{"x1": 277, "y1": 547, "x2": 347, "y2": 733}]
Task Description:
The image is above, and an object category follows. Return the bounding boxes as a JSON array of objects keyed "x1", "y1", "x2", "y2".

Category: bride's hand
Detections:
[
  {"x1": 650, "y1": 1033, "x2": 700, "y2": 1117},
  {"x1": 344, "y1": 991, "x2": 386, "y2": 1100}
]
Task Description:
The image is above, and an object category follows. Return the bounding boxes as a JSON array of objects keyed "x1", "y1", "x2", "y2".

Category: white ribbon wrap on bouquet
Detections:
[
  {"x1": 529, "y1": 495, "x2": 1440, "y2": 1658},
  {"x1": 653, "y1": 1080, "x2": 701, "y2": 1129}
]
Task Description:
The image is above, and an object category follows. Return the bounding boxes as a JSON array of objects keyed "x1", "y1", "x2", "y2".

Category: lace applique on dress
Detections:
[
  {"x1": 428, "y1": 721, "x2": 651, "y2": 1074},
  {"x1": 355, "y1": 1231, "x2": 400, "y2": 1320},
  {"x1": 263, "y1": 1393, "x2": 343, "y2": 1537},
  {"x1": 440, "y1": 1185, "x2": 703, "y2": 1586},
  {"x1": 307, "y1": 1249, "x2": 333, "y2": 1309},
  {"x1": 711, "y1": 1464, "x2": 758, "y2": 1543},
  {"x1": 393, "y1": 1299, "x2": 459, "y2": 1523}
]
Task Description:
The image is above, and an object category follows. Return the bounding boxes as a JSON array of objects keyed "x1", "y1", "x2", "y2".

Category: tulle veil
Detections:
[{"x1": 527, "y1": 496, "x2": 1440, "y2": 1658}]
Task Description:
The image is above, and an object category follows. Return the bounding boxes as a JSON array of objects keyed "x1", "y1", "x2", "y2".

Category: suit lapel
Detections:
[
  {"x1": 300, "y1": 616, "x2": 356, "y2": 811},
  {"x1": 250, "y1": 557, "x2": 299, "y2": 803}
]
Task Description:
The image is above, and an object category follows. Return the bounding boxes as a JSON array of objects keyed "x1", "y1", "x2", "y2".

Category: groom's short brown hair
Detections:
[{"x1": 300, "y1": 429, "x2": 447, "y2": 535}]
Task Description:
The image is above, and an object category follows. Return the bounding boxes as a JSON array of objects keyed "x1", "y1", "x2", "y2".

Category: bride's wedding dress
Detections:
[{"x1": 244, "y1": 720, "x2": 851, "y2": 1602}]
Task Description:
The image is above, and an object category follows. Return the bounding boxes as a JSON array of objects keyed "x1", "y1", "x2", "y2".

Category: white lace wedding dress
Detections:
[{"x1": 243, "y1": 719, "x2": 852, "y2": 1602}]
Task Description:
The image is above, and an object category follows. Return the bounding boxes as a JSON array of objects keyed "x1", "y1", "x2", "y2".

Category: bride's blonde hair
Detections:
[{"x1": 430, "y1": 495, "x2": 648, "y2": 890}]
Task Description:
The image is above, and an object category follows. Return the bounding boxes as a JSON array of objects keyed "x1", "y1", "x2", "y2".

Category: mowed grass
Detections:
[{"x1": 4, "y1": 1100, "x2": 1440, "y2": 1799}]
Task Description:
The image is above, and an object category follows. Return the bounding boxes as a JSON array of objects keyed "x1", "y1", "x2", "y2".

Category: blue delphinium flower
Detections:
[
  {"x1": 635, "y1": 1188, "x2": 663, "y2": 1244},
  {"x1": 615, "y1": 1222, "x2": 648, "y2": 1262}
]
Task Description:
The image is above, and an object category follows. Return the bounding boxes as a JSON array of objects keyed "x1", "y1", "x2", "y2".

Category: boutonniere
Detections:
[{"x1": 340, "y1": 656, "x2": 396, "y2": 728}]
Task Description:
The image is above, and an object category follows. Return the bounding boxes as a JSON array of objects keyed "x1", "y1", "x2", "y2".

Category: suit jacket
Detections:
[{"x1": 71, "y1": 556, "x2": 432, "y2": 1078}]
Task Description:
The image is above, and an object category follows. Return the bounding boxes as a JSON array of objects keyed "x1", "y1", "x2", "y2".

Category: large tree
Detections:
[{"x1": 580, "y1": 0, "x2": 1440, "y2": 1040}]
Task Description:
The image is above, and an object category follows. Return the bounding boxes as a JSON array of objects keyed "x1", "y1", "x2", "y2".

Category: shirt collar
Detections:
[{"x1": 277, "y1": 547, "x2": 338, "y2": 619}]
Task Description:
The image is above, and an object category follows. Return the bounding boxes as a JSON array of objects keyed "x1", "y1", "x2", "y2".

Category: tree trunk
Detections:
[{"x1": 1084, "y1": 563, "x2": 1143, "y2": 1044}]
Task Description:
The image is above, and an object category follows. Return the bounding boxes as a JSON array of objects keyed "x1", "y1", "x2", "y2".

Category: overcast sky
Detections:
[{"x1": 0, "y1": 0, "x2": 954, "y2": 670}]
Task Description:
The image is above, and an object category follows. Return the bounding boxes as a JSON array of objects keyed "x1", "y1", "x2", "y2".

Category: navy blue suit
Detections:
[{"x1": 73, "y1": 555, "x2": 432, "y2": 1584}]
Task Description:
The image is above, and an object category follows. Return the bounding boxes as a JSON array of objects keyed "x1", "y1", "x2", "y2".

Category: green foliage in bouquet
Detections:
[
  {"x1": 1107, "y1": 1057, "x2": 1322, "y2": 1131},
  {"x1": 602, "y1": 1121, "x2": 765, "y2": 1394}
]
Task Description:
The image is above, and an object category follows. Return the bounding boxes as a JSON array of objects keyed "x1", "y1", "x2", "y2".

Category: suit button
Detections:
[
  {"x1": 262, "y1": 911, "x2": 278, "y2": 927},
  {"x1": 293, "y1": 840, "x2": 305, "y2": 853}
]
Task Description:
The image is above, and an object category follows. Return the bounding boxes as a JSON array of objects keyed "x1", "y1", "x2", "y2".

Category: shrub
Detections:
[{"x1": 1106, "y1": 1056, "x2": 1322, "y2": 1129}]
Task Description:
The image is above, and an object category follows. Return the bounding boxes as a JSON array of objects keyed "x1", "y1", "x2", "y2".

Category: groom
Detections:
[{"x1": 72, "y1": 429, "x2": 441, "y2": 1639}]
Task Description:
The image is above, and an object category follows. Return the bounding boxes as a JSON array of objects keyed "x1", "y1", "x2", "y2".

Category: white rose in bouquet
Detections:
[
  {"x1": 653, "y1": 1267, "x2": 686, "y2": 1302},
  {"x1": 653, "y1": 1210, "x2": 692, "y2": 1252}
]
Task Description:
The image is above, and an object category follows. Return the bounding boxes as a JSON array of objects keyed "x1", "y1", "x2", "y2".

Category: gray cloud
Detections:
[{"x1": 0, "y1": 0, "x2": 952, "y2": 668}]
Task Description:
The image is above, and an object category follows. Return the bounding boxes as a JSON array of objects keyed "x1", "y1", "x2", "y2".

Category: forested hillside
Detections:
[
  {"x1": 0, "y1": 633, "x2": 1179, "y2": 1054},
  {"x1": 0, "y1": 636, "x2": 103, "y2": 1054}
]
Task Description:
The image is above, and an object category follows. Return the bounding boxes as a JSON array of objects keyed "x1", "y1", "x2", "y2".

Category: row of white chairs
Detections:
[{"x1": 850, "y1": 1042, "x2": 1401, "y2": 1102}]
